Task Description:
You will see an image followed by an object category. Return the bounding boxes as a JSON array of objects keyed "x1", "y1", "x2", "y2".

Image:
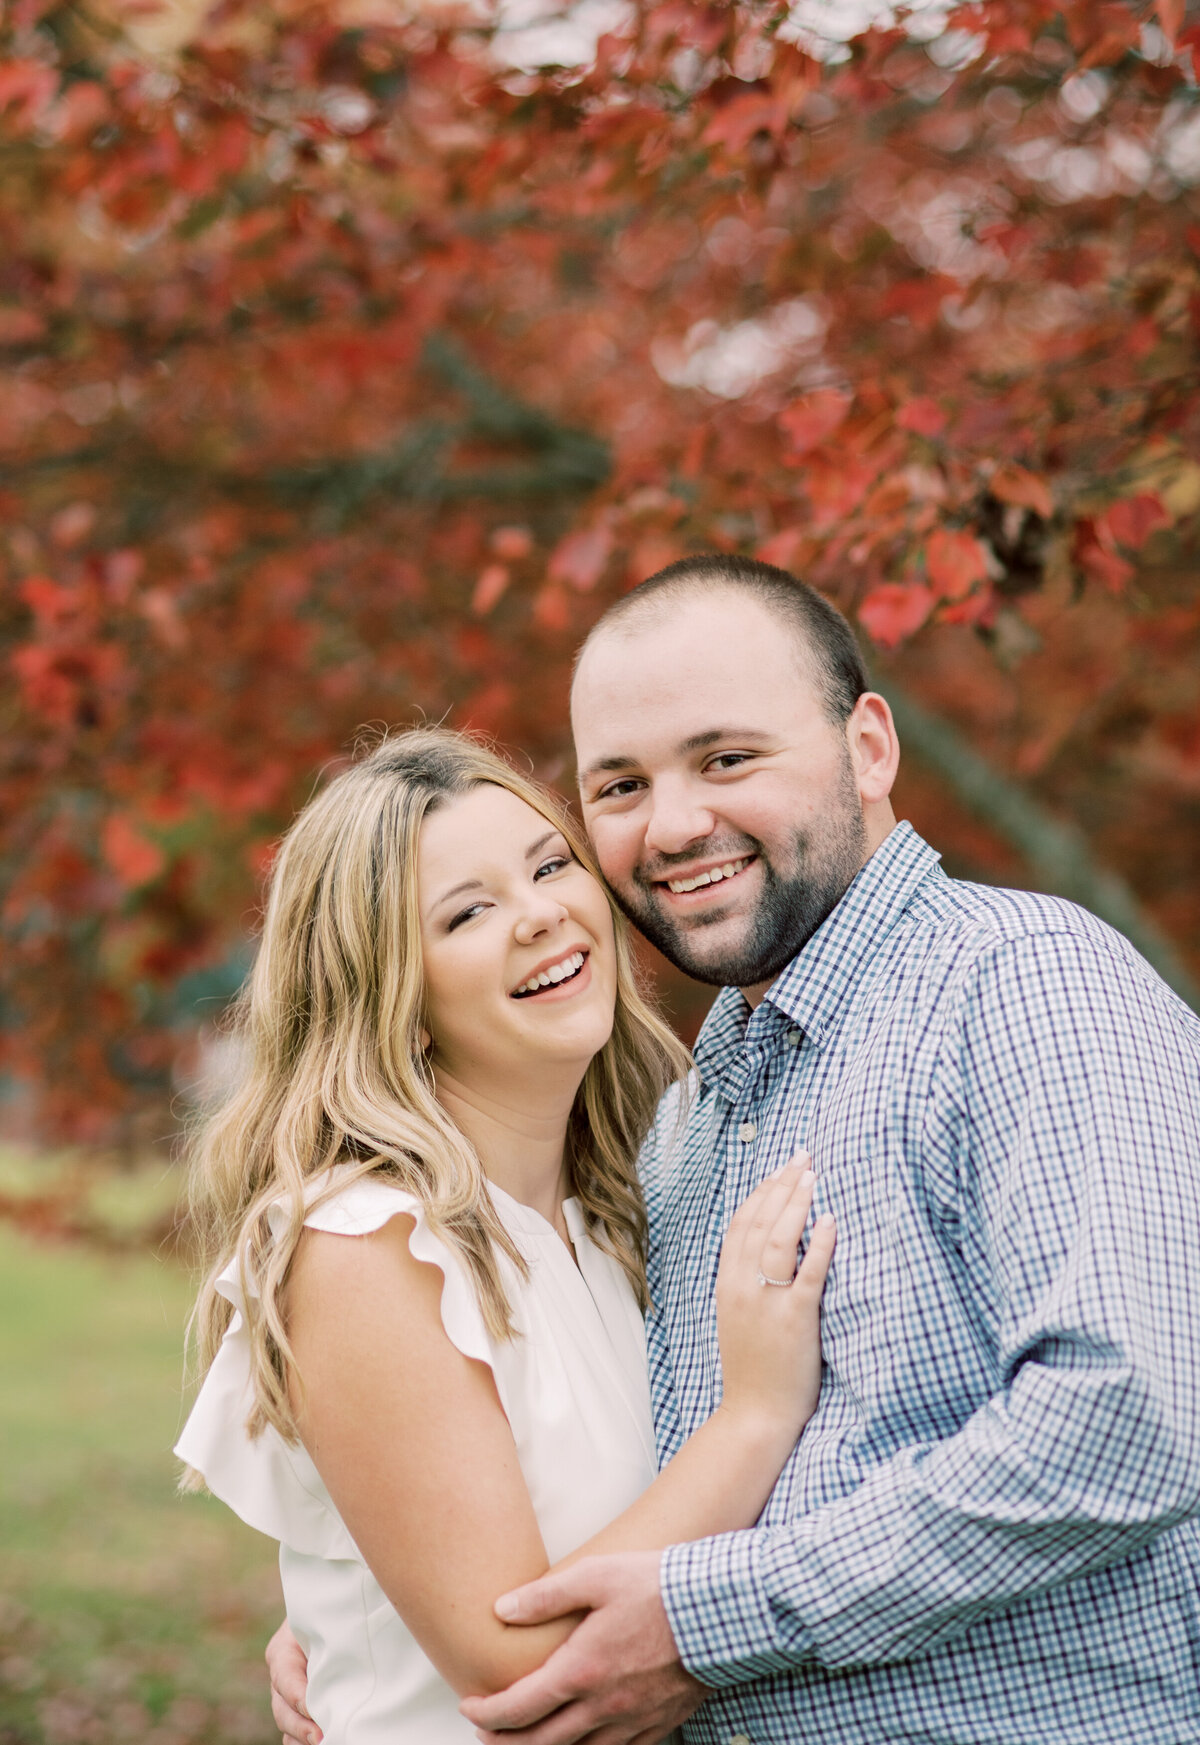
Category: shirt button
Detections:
[
  {"x1": 738, "y1": 1121, "x2": 757, "y2": 1142},
  {"x1": 786, "y1": 1027, "x2": 803, "y2": 1046},
  {"x1": 730, "y1": 1735, "x2": 752, "y2": 1745}
]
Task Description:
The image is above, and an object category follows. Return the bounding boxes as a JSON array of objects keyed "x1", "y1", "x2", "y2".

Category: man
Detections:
[{"x1": 270, "y1": 556, "x2": 1200, "y2": 1745}]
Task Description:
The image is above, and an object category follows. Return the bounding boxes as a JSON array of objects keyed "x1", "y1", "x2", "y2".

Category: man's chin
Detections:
[{"x1": 640, "y1": 907, "x2": 768, "y2": 988}]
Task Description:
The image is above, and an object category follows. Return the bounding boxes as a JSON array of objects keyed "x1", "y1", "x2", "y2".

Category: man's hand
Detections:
[
  {"x1": 459, "y1": 1551, "x2": 706, "y2": 1745},
  {"x1": 265, "y1": 1619, "x2": 321, "y2": 1745}
]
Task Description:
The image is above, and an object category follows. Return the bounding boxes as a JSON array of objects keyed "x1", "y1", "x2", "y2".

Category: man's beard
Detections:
[{"x1": 611, "y1": 763, "x2": 868, "y2": 989}]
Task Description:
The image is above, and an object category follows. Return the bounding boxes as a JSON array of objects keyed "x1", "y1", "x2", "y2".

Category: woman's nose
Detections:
[{"x1": 513, "y1": 891, "x2": 569, "y2": 944}]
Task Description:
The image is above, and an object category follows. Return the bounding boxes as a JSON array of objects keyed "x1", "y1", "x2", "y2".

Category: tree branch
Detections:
[
  {"x1": 0, "y1": 337, "x2": 611, "y2": 528},
  {"x1": 884, "y1": 681, "x2": 1200, "y2": 1012}
]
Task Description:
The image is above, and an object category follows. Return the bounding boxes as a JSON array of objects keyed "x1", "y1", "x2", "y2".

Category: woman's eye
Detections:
[
  {"x1": 447, "y1": 902, "x2": 488, "y2": 931},
  {"x1": 534, "y1": 854, "x2": 570, "y2": 880}
]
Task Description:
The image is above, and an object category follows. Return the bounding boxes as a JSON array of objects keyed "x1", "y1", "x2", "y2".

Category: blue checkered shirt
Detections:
[{"x1": 644, "y1": 822, "x2": 1200, "y2": 1744}]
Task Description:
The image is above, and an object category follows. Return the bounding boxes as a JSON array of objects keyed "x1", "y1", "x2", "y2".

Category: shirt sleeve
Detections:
[{"x1": 660, "y1": 925, "x2": 1200, "y2": 1686}]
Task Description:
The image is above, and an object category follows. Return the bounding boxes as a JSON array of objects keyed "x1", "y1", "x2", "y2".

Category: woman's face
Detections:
[{"x1": 417, "y1": 784, "x2": 618, "y2": 1094}]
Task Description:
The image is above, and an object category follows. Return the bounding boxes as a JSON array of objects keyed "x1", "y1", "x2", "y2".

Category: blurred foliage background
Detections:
[{"x1": 1, "y1": 0, "x2": 1198, "y2": 1739}]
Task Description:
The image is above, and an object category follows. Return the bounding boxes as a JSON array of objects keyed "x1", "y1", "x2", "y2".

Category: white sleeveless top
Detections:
[{"x1": 175, "y1": 1170, "x2": 658, "y2": 1744}]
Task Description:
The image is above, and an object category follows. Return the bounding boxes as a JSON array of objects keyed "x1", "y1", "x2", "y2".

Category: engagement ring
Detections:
[{"x1": 757, "y1": 1267, "x2": 795, "y2": 1288}]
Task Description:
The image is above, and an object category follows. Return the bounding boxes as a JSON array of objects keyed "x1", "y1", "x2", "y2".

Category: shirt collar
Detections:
[{"x1": 693, "y1": 822, "x2": 942, "y2": 1081}]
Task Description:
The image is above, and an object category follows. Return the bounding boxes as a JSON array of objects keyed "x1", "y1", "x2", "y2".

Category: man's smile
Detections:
[{"x1": 653, "y1": 855, "x2": 758, "y2": 904}]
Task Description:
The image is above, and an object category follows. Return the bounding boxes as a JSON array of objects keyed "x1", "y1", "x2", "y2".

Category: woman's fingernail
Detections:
[
  {"x1": 817, "y1": 1211, "x2": 835, "y2": 1227},
  {"x1": 495, "y1": 1593, "x2": 519, "y2": 1621},
  {"x1": 800, "y1": 1168, "x2": 815, "y2": 1186}
]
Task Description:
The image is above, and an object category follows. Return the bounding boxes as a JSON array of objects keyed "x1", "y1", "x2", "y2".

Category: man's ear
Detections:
[{"x1": 848, "y1": 693, "x2": 900, "y2": 805}]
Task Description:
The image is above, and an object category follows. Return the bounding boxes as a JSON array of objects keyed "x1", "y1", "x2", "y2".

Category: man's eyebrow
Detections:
[
  {"x1": 579, "y1": 754, "x2": 639, "y2": 783},
  {"x1": 677, "y1": 727, "x2": 772, "y2": 754},
  {"x1": 428, "y1": 829, "x2": 563, "y2": 912},
  {"x1": 580, "y1": 728, "x2": 772, "y2": 785}
]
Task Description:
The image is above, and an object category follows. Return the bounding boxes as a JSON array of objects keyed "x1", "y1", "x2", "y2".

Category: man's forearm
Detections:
[{"x1": 660, "y1": 1363, "x2": 1200, "y2": 1686}]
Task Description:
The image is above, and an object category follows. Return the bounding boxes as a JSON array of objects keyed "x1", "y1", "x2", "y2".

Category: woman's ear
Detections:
[{"x1": 418, "y1": 1027, "x2": 432, "y2": 1053}]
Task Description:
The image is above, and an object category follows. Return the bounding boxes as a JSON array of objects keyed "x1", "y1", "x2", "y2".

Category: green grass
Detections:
[{"x1": 0, "y1": 1225, "x2": 282, "y2": 1745}]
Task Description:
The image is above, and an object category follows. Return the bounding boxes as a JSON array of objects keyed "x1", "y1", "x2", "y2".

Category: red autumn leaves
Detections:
[{"x1": 1, "y1": 0, "x2": 1197, "y2": 1136}]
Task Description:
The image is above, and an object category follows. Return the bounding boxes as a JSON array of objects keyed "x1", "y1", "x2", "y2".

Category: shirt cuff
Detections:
[{"x1": 660, "y1": 1531, "x2": 816, "y2": 1689}]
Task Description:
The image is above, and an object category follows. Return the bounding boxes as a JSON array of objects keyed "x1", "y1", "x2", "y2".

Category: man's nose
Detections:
[{"x1": 643, "y1": 781, "x2": 717, "y2": 858}]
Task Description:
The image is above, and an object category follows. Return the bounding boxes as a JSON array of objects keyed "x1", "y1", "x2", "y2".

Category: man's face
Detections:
[{"x1": 571, "y1": 592, "x2": 869, "y2": 995}]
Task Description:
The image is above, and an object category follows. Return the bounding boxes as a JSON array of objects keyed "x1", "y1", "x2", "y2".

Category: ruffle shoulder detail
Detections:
[
  {"x1": 174, "y1": 1171, "x2": 497, "y2": 1559},
  {"x1": 294, "y1": 1174, "x2": 497, "y2": 1375}
]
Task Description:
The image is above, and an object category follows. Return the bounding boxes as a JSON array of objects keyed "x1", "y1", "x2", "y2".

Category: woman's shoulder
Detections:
[
  {"x1": 273, "y1": 1166, "x2": 484, "y2": 1280},
  {"x1": 286, "y1": 1165, "x2": 498, "y2": 1368},
  {"x1": 175, "y1": 1166, "x2": 503, "y2": 1555},
  {"x1": 276, "y1": 1162, "x2": 423, "y2": 1235},
  {"x1": 200, "y1": 1166, "x2": 431, "y2": 1323}
]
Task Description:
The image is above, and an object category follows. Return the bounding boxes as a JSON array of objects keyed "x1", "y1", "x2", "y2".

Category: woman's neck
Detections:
[{"x1": 433, "y1": 1068, "x2": 575, "y2": 1231}]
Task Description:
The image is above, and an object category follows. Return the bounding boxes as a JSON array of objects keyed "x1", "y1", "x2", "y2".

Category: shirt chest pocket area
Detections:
[
  {"x1": 816, "y1": 1150, "x2": 932, "y2": 1400},
  {"x1": 816, "y1": 1148, "x2": 989, "y2": 1431}
]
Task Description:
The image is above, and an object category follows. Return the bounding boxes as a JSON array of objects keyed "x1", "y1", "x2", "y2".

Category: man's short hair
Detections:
[{"x1": 578, "y1": 554, "x2": 869, "y2": 725}]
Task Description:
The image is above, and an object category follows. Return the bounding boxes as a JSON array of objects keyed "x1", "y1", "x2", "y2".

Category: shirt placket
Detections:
[
  {"x1": 724, "y1": 1024, "x2": 820, "y2": 1257},
  {"x1": 716, "y1": 1035, "x2": 786, "y2": 1265}
]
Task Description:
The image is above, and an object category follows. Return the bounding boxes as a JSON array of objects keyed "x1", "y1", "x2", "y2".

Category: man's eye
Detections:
[
  {"x1": 706, "y1": 753, "x2": 752, "y2": 772},
  {"x1": 595, "y1": 778, "x2": 643, "y2": 801}
]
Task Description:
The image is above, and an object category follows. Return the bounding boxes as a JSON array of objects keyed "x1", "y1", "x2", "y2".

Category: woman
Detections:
[{"x1": 176, "y1": 728, "x2": 835, "y2": 1744}]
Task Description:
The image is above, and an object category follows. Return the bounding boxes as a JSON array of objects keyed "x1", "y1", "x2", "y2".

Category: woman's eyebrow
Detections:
[
  {"x1": 429, "y1": 876, "x2": 483, "y2": 911},
  {"x1": 429, "y1": 830, "x2": 563, "y2": 914},
  {"x1": 524, "y1": 828, "x2": 562, "y2": 860}
]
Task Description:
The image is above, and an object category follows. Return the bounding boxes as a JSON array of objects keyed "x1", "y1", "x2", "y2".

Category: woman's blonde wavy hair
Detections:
[{"x1": 184, "y1": 726, "x2": 690, "y2": 1451}]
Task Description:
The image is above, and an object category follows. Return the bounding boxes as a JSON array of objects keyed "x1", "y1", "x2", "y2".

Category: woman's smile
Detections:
[{"x1": 510, "y1": 948, "x2": 590, "y2": 1000}]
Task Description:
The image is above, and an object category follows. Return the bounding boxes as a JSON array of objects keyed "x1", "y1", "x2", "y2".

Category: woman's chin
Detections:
[
  {"x1": 516, "y1": 1025, "x2": 612, "y2": 1074},
  {"x1": 498, "y1": 1010, "x2": 615, "y2": 1080},
  {"x1": 437, "y1": 986, "x2": 616, "y2": 1090},
  {"x1": 525, "y1": 1001, "x2": 615, "y2": 1057}
]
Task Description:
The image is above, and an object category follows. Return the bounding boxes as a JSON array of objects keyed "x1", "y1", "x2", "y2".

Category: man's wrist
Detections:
[{"x1": 660, "y1": 1531, "x2": 814, "y2": 1689}]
